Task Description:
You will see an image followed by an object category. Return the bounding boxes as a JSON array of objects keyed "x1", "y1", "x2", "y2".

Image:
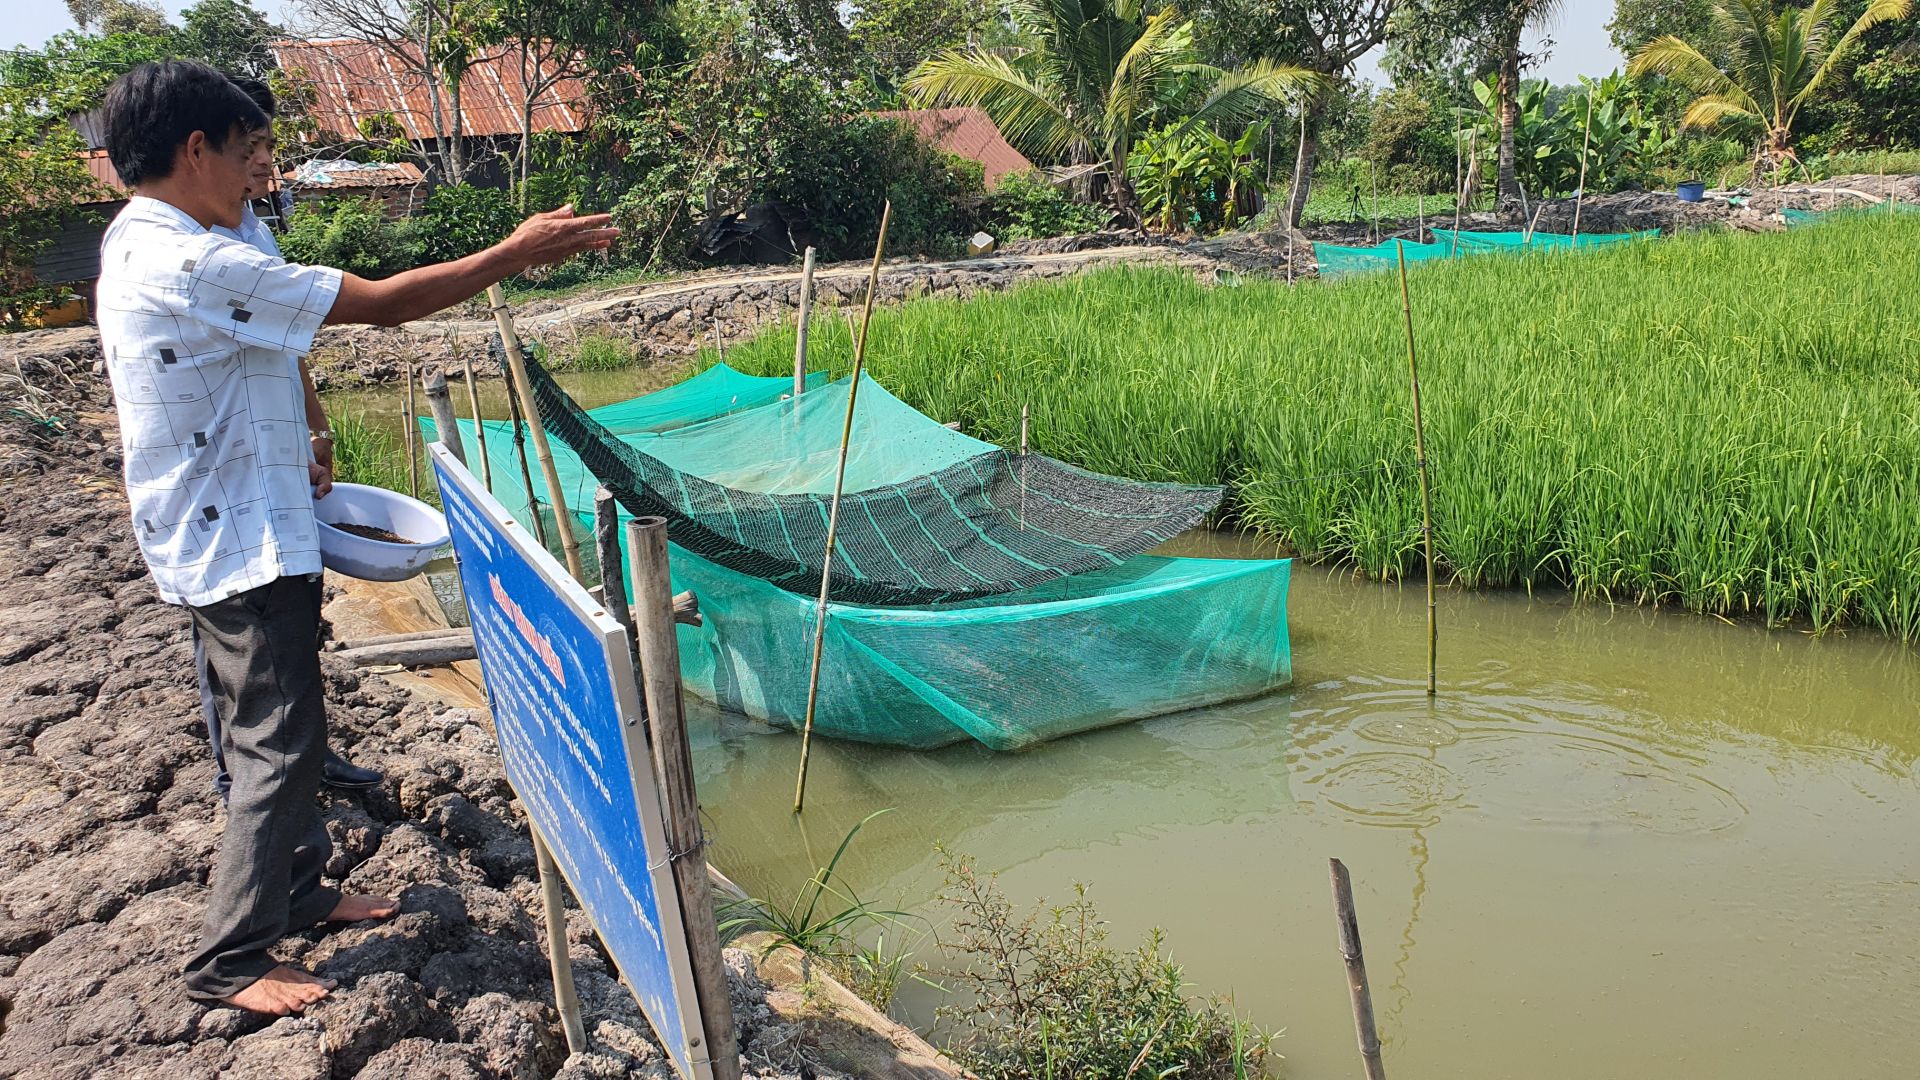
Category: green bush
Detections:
[
  {"x1": 931, "y1": 850, "x2": 1267, "y2": 1080},
  {"x1": 279, "y1": 198, "x2": 420, "y2": 278},
  {"x1": 563, "y1": 331, "x2": 634, "y2": 371},
  {"x1": 418, "y1": 184, "x2": 520, "y2": 264},
  {"x1": 987, "y1": 169, "x2": 1109, "y2": 240}
]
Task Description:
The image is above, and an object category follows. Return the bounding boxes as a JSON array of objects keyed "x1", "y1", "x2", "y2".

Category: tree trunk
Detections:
[
  {"x1": 447, "y1": 72, "x2": 467, "y2": 184},
  {"x1": 1495, "y1": 27, "x2": 1523, "y2": 209},
  {"x1": 518, "y1": 43, "x2": 535, "y2": 210},
  {"x1": 1286, "y1": 93, "x2": 1327, "y2": 228},
  {"x1": 420, "y1": 9, "x2": 452, "y2": 185}
]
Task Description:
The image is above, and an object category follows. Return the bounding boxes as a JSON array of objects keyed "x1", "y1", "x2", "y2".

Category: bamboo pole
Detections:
[
  {"x1": 487, "y1": 283, "x2": 584, "y2": 581},
  {"x1": 1370, "y1": 161, "x2": 1380, "y2": 244},
  {"x1": 1395, "y1": 243, "x2": 1438, "y2": 697},
  {"x1": 1417, "y1": 194, "x2": 1425, "y2": 244},
  {"x1": 1329, "y1": 859, "x2": 1387, "y2": 1080},
  {"x1": 532, "y1": 827, "x2": 588, "y2": 1056},
  {"x1": 422, "y1": 366, "x2": 465, "y2": 467},
  {"x1": 1452, "y1": 113, "x2": 1463, "y2": 254},
  {"x1": 1018, "y1": 402, "x2": 1030, "y2": 531},
  {"x1": 498, "y1": 348, "x2": 549, "y2": 550},
  {"x1": 626, "y1": 515, "x2": 743, "y2": 1080},
  {"x1": 595, "y1": 488, "x2": 640, "y2": 675},
  {"x1": 793, "y1": 246, "x2": 817, "y2": 398},
  {"x1": 401, "y1": 362, "x2": 420, "y2": 499},
  {"x1": 1571, "y1": 91, "x2": 1595, "y2": 241},
  {"x1": 711, "y1": 317, "x2": 725, "y2": 359},
  {"x1": 794, "y1": 201, "x2": 892, "y2": 814},
  {"x1": 461, "y1": 354, "x2": 493, "y2": 493}
]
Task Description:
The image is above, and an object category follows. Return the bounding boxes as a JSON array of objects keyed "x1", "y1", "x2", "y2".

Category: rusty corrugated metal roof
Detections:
[
  {"x1": 269, "y1": 38, "x2": 591, "y2": 142},
  {"x1": 868, "y1": 107, "x2": 1036, "y2": 187}
]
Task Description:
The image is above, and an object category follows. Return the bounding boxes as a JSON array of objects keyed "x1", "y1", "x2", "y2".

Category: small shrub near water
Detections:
[
  {"x1": 932, "y1": 850, "x2": 1268, "y2": 1080},
  {"x1": 328, "y1": 410, "x2": 408, "y2": 492},
  {"x1": 561, "y1": 332, "x2": 635, "y2": 372}
]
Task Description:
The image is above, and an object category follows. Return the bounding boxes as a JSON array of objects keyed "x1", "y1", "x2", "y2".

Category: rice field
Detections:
[{"x1": 719, "y1": 213, "x2": 1920, "y2": 639}]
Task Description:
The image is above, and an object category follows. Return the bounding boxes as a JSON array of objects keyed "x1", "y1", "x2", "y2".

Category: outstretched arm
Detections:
[{"x1": 327, "y1": 205, "x2": 618, "y2": 328}]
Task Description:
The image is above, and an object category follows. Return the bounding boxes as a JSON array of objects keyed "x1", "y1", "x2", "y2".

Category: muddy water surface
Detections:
[{"x1": 689, "y1": 539, "x2": 1920, "y2": 1080}]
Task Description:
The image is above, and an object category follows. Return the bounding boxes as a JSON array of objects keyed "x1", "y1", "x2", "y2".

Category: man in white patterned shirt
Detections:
[
  {"x1": 189, "y1": 75, "x2": 387, "y2": 798},
  {"x1": 96, "y1": 60, "x2": 616, "y2": 1016}
]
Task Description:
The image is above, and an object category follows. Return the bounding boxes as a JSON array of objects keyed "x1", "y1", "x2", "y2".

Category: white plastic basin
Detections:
[{"x1": 314, "y1": 483, "x2": 449, "y2": 581}]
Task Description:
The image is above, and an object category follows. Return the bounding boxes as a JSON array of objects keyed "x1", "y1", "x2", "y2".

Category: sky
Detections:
[{"x1": 10, "y1": 0, "x2": 1626, "y2": 83}]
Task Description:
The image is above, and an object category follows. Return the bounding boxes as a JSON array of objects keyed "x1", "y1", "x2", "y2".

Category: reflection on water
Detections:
[{"x1": 690, "y1": 549, "x2": 1920, "y2": 1080}]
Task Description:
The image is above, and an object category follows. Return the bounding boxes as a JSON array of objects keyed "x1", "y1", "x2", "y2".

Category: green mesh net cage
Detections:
[
  {"x1": 1314, "y1": 228, "x2": 1658, "y2": 280},
  {"x1": 423, "y1": 364, "x2": 1292, "y2": 750}
]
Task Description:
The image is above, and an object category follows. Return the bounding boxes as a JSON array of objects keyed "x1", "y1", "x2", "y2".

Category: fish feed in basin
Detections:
[{"x1": 315, "y1": 483, "x2": 448, "y2": 581}]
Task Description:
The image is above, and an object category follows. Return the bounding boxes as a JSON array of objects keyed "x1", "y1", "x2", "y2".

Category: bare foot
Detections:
[
  {"x1": 221, "y1": 965, "x2": 336, "y2": 1015},
  {"x1": 327, "y1": 893, "x2": 400, "y2": 922}
]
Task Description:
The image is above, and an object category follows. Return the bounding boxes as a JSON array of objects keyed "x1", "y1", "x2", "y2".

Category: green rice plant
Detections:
[
  {"x1": 328, "y1": 409, "x2": 408, "y2": 492},
  {"x1": 720, "y1": 212, "x2": 1920, "y2": 640},
  {"x1": 561, "y1": 331, "x2": 636, "y2": 372},
  {"x1": 717, "y1": 810, "x2": 909, "y2": 983}
]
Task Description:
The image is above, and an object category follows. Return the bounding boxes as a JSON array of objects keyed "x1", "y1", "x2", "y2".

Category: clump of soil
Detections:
[{"x1": 332, "y1": 522, "x2": 417, "y2": 544}]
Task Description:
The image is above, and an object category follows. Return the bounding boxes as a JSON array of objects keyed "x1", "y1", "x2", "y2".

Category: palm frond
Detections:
[
  {"x1": 905, "y1": 50, "x2": 1089, "y2": 162},
  {"x1": 1681, "y1": 95, "x2": 1764, "y2": 133},
  {"x1": 1797, "y1": 0, "x2": 1913, "y2": 106},
  {"x1": 1162, "y1": 60, "x2": 1325, "y2": 142},
  {"x1": 1628, "y1": 35, "x2": 1762, "y2": 118}
]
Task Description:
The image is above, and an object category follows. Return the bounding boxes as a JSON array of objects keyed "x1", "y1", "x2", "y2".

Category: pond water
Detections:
[{"x1": 332, "y1": 377, "x2": 1920, "y2": 1079}]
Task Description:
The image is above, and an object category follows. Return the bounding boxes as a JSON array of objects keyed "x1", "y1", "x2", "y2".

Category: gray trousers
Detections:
[
  {"x1": 181, "y1": 575, "x2": 340, "y2": 1000},
  {"x1": 193, "y1": 576, "x2": 325, "y2": 798}
]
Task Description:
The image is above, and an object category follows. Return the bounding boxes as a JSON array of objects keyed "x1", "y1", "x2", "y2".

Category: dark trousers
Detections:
[
  {"x1": 195, "y1": 577, "x2": 325, "y2": 797},
  {"x1": 181, "y1": 575, "x2": 340, "y2": 1000}
]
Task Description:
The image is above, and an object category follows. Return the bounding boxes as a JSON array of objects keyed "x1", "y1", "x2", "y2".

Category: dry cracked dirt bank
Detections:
[{"x1": 0, "y1": 359, "x2": 848, "y2": 1078}]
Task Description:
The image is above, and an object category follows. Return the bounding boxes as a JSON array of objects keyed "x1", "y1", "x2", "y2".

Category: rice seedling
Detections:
[
  {"x1": 328, "y1": 409, "x2": 409, "y2": 493},
  {"x1": 721, "y1": 212, "x2": 1920, "y2": 639}
]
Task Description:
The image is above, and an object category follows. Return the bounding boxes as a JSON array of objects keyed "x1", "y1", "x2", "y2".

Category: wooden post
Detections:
[
  {"x1": 626, "y1": 516, "x2": 743, "y2": 1080},
  {"x1": 498, "y1": 350, "x2": 549, "y2": 550},
  {"x1": 533, "y1": 826, "x2": 589, "y2": 1057},
  {"x1": 461, "y1": 354, "x2": 493, "y2": 493},
  {"x1": 402, "y1": 362, "x2": 420, "y2": 499},
  {"x1": 793, "y1": 246, "x2": 817, "y2": 398},
  {"x1": 1571, "y1": 91, "x2": 1595, "y2": 241},
  {"x1": 595, "y1": 488, "x2": 640, "y2": 674},
  {"x1": 795, "y1": 201, "x2": 892, "y2": 814},
  {"x1": 1329, "y1": 859, "x2": 1387, "y2": 1080},
  {"x1": 1395, "y1": 243, "x2": 1438, "y2": 698},
  {"x1": 422, "y1": 366, "x2": 465, "y2": 467},
  {"x1": 1417, "y1": 194, "x2": 1425, "y2": 244},
  {"x1": 1452, "y1": 113, "x2": 1463, "y2": 255},
  {"x1": 1370, "y1": 161, "x2": 1379, "y2": 244},
  {"x1": 487, "y1": 283, "x2": 584, "y2": 581},
  {"x1": 711, "y1": 317, "x2": 725, "y2": 359},
  {"x1": 1018, "y1": 403, "x2": 1030, "y2": 531}
]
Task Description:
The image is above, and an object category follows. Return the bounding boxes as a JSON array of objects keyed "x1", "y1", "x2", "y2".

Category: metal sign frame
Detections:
[{"x1": 430, "y1": 444, "x2": 713, "y2": 1080}]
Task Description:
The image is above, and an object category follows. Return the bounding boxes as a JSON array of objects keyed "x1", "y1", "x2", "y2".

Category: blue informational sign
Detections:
[{"x1": 430, "y1": 445, "x2": 710, "y2": 1080}]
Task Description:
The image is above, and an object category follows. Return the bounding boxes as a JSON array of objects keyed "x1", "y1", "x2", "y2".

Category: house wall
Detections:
[{"x1": 31, "y1": 202, "x2": 125, "y2": 289}]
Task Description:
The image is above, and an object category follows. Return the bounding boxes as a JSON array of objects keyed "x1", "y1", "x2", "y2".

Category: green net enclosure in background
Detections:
[
  {"x1": 423, "y1": 366, "x2": 1293, "y2": 750},
  {"x1": 1314, "y1": 228, "x2": 1658, "y2": 280}
]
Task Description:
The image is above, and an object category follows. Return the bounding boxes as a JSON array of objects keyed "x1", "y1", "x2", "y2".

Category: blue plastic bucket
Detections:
[{"x1": 1677, "y1": 180, "x2": 1705, "y2": 202}]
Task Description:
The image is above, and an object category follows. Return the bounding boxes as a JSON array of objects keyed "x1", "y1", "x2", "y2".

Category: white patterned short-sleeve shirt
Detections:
[{"x1": 96, "y1": 196, "x2": 343, "y2": 608}]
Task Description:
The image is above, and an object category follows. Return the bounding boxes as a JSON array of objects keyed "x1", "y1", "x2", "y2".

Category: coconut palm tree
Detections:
[
  {"x1": 1627, "y1": 0, "x2": 1912, "y2": 172},
  {"x1": 902, "y1": 0, "x2": 1323, "y2": 225}
]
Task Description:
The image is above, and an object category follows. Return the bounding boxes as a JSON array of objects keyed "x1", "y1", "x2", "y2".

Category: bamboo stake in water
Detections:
[
  {"x1": 794, "y1": 246, "x2": 816, "y2": 399},
  {"x1": 1018, "y1": 402, "x2": 1030, "y2": 531},
  {"x1": 488, "y1": 282, "x2": 583, "y2": 579},
  {"x1": 794, "y1": 201, "x2": 892, "y2": 815},
  {"x1": 1330, "y1": 858, "x2": 1387, "y2": 1080},
  {"x1": 498, "y1": 348, "x2": 549, "y2": 550},
  {"x1": 1571, "y1": 91, "x2": 1595, "y2": 240},
  {"x1": 1395, "y1": 242, "x2": 1438, "y2": 697},
  {"x1": 461, "y1": 354, "x2": 492, "y2": 493},
  {"x1": 402, "y1": 362, "x2": 419, "y2": 499}
]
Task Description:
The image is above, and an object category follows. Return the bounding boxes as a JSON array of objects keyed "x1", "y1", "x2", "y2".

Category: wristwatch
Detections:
[{"x1": 310, "y1": 428, "x2": 335, "y2": 442}]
